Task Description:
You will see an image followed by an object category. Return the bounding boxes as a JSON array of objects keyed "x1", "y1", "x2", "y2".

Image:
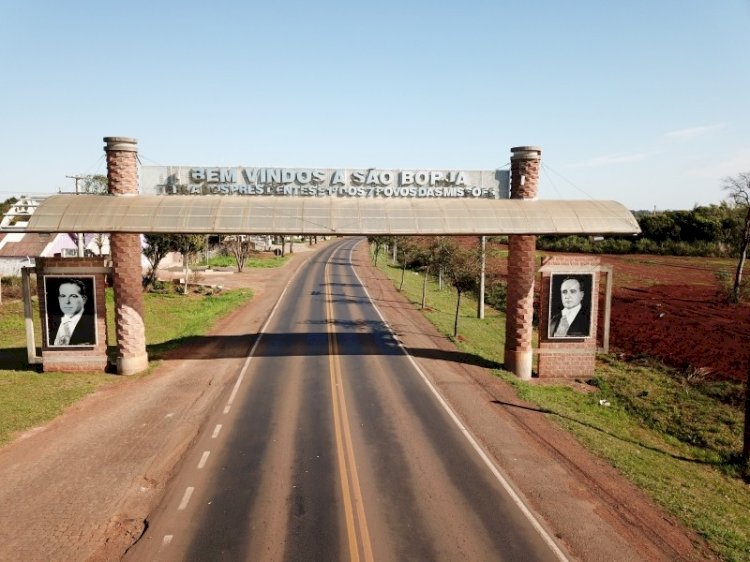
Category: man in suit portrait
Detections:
[
  {"x1": 47, "y1": 278, "x2": 96, "y2": 346},
  {"x1": 549, "y1": 275, "x2": 591, "y2": 338}
]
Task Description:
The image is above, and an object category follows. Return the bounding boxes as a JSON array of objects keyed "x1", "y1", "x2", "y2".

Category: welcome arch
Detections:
[{"x1": 20, "y1": 138, "x2": 639, "y2": 377}]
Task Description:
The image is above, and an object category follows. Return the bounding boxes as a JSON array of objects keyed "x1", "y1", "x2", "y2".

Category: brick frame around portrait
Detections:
[
  {"x1": 36, "y1": 257, "x2": 111, "y2": 373},
  {"x1": 537, "y1": 256, "x2": 603, "y2": 379}
]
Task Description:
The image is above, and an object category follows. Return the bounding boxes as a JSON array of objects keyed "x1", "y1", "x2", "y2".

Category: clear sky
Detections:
[{"x1": 1, "y1": 0, "x2": 748, "y2": 210}]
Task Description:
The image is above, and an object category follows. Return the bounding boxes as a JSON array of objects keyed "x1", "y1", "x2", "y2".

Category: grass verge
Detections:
[
  {"x1": 206, "y1": 254, "x2": 291, "y2": 269},
  {"x1": 0, "y1": 287, "x2": 252, "y2": 447},
  {"x1": 375, "y1": 255, "x2": 750, "y2": 562}
]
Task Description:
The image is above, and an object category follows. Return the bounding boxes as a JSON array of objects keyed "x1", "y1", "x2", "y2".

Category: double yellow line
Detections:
[{"x1": 325, "y1": 255, "x2": 374, "y2": 562}]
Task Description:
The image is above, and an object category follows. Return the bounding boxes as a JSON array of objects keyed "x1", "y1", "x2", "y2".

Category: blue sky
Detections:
[{"x1": 1, "y1": 0, "x2": 748, "y2": 210}]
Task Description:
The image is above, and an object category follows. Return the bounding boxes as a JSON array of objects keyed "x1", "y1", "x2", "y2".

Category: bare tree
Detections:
[
  {"x1": 723, "y1": 172, "x2": 750, "y2": 303},
  {"x1": 745, "y1": 360, "x2": 750, "y2": 473},
  {"x1": 222, "y1": 235, "x2": 253, "y2": 272},
  {"x1": 91, "y1": 233, "x2": 107, "y2": 255},
  {"x1": 723, "y1": 172, "x2": 750, "y2": 474}
]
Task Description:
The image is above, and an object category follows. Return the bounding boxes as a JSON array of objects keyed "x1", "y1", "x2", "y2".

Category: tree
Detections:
[
  {"x1": 445, "y1": 244, "x2": 481, "y2": 338},
  {"x1": 177, "y1": 235, "x2": 207, "y2": 294},
  {"x1": 0, "y1": 197, "x2": 18, "y2": 217},
  {"x1": 369, "y1": 236, "x2": 390, "y2": 266},
  {"x1": 143, "y1": 234, "x2": 181, "y2": 289},
  {"x1": 421, "y1": 237, "x2": 453, "y2": 310},
  {"x1": 79, "y1": 174, "x2": 108, "y2": 194},
  {"x1": 222, "y1": 235, "x2": 253, "y2": 272},
  {"x1": 395, "y1": 237, "x2": 420, "y2": 291},
  {"x1": 142, "y1": 234, "x2": 205, "y2": 292},
  {"x1": 722, "y1": 172, "x2": 750, "y2": 303}
]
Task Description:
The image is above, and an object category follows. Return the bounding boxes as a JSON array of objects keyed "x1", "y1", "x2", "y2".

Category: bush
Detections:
[
  {"x1": 596, "y1": 238, "x2": 633, "y2": 254},
  {"x1": 484, "y1": 280, "x2": 507, "y2": 310},
  {"x1": 0, "y1": 276, "x2": 29, "y2": 301}
]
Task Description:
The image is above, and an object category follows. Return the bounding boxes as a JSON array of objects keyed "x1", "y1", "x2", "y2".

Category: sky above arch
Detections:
[{"x1": 1, "y1": 0, "x2": 748, "y2": 211}]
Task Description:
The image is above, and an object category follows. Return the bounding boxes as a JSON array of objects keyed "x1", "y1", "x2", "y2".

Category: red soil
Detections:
[
  {"x1": 599, "y1": 255, "x2": 750, "y2": 382},
  {"x1": 414, "y1": 238, "x2": 748, "y2": 382}
]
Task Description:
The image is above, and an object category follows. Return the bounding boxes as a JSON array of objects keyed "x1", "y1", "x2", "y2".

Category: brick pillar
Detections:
[
  {"x1": 105, "y1": 137, "x2": 148, "y2": 375},
  {"x1": 504, "y1": 146, "x2": 541, "y2": 379}
]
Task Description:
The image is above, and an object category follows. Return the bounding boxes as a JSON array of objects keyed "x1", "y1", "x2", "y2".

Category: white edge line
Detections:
[
  {"x1": 347, "y1": 241, "x2": 571, "y2": 562},
  {"x1": 224, "y1": 268, "x2": 299, "y2": 409}
]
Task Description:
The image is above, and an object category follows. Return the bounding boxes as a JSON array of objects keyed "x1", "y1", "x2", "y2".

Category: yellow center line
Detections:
[{"x1": 326, "y1": 254, "x2": 374, "y2": 562}]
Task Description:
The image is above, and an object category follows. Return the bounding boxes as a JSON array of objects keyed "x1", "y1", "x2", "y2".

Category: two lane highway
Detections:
[{"x1": 125, "y1": 238, "x2": 565, "y2": 561}]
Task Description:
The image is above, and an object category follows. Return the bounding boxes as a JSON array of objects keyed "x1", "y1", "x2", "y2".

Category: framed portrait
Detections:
[
  {"x1": 43, "y1": 275, "x2": 98, "y2": 347},
  {"x1": 548, "y1": 273, "x2": 593, "y2": 339}
]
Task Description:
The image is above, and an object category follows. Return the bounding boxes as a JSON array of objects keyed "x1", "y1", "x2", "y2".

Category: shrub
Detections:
[{"x1": 484, "y1": 280, "x2": 507, "y2": 310}]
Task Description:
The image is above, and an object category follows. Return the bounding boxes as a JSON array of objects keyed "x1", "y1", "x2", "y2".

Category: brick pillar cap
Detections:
[
  {"x1": 104, "y1": 137, "x2": 138, "y2": 152},
  {"x1": 511, "y1": 146, "x2": 542, "y2": 159}
]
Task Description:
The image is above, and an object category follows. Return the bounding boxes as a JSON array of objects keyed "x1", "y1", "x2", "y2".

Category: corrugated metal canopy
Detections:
[{"x1": 22, "y1": 195, "x2": 640, "y2": 236}]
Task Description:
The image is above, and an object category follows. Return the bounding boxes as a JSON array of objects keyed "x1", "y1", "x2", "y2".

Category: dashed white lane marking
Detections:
[
  {"x1": 223, "y1": 405, "x2": 231, "y2": 414},
  {"x1": 178, "y1": 487, "x2": 195, "y2": 511},
  {"x1": 162, "y1": 535, "x2": 173, "y2": 546},
  {"x1": 212, "y1": 424, "x2": 222, "y2": 439},
  {"x1": 198, "y1": 451, "x2": 210, "y2": 469}
]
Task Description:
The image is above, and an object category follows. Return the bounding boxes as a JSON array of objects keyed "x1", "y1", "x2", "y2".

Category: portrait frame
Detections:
[
  {"x1": 43, "y1": 275, "x2": 98, "y2": 348},
  {"x1": 548, "y1": 273, "x2": 593, "y2": 339}
]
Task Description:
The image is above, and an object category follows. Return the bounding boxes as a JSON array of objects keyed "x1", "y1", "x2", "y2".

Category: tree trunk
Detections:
[
  {"x1": 732, "y1": 207, "x2": 750, "y2": 302},
  {"x1": 183, "y1": 253, "x2": 189, "y2": 295},
  {"x1": 392, "y1": 241, "x2": 397, "y2": 263},
  {"x1": 421, "y1": 271, "x2": 428, "y2": 309},
  {"x1": 281, "y1": 237, "x2": 286, "y2": 257},
  {"x1": 744, "y1": 359, "x2": 750, "y2": 469},
  {"x1": 453, "y1": 290, "x2": 462, "y2": 337},
  {"x1": 400, "y1": 262, "x2": 407, "y2": 291},
  {"x1": 478, "y1": 236, "x2": 486, "y2": 319}
]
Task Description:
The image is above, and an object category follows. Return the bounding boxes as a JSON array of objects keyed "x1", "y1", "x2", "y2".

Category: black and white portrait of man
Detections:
[
  {"x1": 548, "y1": 273, "x2": 593, "y2": 339},
  {"x1": 44, "y1": 276, "x2": 97, "y2": 347}
]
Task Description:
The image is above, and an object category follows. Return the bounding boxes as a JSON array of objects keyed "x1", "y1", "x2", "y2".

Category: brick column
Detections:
[
  {"x1": 504, "y1": 146, "x2": 541, "y2": 379},
  {"x1": 105, "y1": 136, "x2": 148, "y2": 375}
]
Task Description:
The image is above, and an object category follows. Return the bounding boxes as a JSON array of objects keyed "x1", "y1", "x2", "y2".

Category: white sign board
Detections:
[{"x1": 141, "y1": 166, "x2": 509, "y2": 199}]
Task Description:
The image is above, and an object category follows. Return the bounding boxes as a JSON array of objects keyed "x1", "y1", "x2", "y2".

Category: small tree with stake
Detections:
[
  {"x1": 721, "y1": 172, "x2": 750, "y2": 475},
  {"x1": 722, "y1": 172, "x2": 750, "y2": 304},
  {"x1": 421, "y1": 236, "x2": 453, "y2": 310},
  {"x1": 445, "y1": 243, "x2": 481, "y2": 338}
]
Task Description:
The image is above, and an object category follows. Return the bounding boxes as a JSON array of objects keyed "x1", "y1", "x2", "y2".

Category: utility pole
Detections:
[
  {"x1": 478, "y1": 236, "x2": 486, "y2": 319},
  {"x1": 66, "y1": 175, "x2": 86, "y2": 257}
]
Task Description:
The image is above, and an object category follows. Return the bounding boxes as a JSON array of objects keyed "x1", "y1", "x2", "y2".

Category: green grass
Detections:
[
  {"x1": 377, "y1": 257, "x2": 505, "y2": 367},
  {"x1": 0, "y1": 287, "x2": 253, "y2": 447},
  {"x1": 374, "y1": 251, "x2": 750, "y2": 562},
  {"x1": 206, "y1": 254, "x2": 291, "y2": 269}
]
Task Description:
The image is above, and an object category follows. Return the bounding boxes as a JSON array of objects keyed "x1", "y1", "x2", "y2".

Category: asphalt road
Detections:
[{"x1": 124, "y1": 238, "x2": 565, "y2": 562}]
